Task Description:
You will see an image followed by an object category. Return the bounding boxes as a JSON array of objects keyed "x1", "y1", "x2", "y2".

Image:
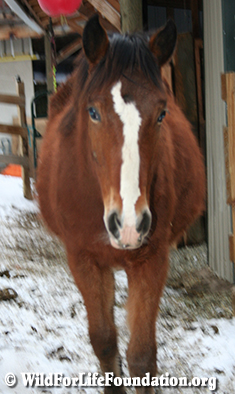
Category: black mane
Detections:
[
  {"x1": 104, "y1": 32, "x2": 161, "y2": 86},
  {"x1": 74, "y1": 31, "x2": 162, "y2": 98}
]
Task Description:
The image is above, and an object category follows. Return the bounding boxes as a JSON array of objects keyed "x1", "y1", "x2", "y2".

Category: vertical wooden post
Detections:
[
  {"x1": 164, "y1": 8, "x2": 174, "y2": 94},
  {"x1": 44, "y1": 34, "x2": 53, "y2": 93},
  {"x1": 142, "y1": 0, "x2": 148, "y2": 30},
  {"x1": 191, "y1": 0, "x2": 205, "y2": 153},
  {"x1": 16, "y1": 78, "x2": 32, "y2": 200},
  {"x1": 166, "y1": 7, "x2": 174, "y2": 21},
  {"x1": 119, "y1": 0, "x2": 143, "y2": 33},
  {"x1": 191, "y1": 0, "x2": 200, "y2": 39},
  {"x1": 161, "y1": 64, "x2": 173, "y2": 91},
  {"x1": 194, "y1": 38, "x2": 205, "y2": 153},
  {"x1": 221, "y1": 72, "x2": 235, "y2": 274}
]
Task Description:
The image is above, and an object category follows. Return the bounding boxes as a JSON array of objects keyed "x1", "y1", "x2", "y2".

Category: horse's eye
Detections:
[
  {"x1": 157, "y1": 110, "x2": 166, "y2": 124},
  {"x1": 88, "y1": 107, "x2": 101, "y2": 122}
]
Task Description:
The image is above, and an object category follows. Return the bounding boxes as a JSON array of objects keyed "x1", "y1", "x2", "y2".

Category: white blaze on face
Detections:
[{"x1": 111, "y1": 81, "x2": 142, "y2": 227}]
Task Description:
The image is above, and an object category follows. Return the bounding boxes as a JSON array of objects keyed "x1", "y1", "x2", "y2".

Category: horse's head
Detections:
[{"x1": 81, "y1": 15, "x2": 176, "y2": 250}]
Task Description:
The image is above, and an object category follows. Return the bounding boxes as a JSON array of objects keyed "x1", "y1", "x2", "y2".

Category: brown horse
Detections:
[{"x1": 37, "y1": 15, "x2": 205, "y2": 394}]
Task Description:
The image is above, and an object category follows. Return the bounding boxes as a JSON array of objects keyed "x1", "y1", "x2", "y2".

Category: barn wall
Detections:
[
  {"x1": 0, "y1": 60, "x2": 34, "y2": 125},
  {"x1": 203, "y1": 0, "x2": 234, "y2": 282}
]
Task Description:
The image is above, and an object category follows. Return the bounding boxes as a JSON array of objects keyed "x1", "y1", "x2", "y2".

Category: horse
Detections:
[{"x1": 37, "y1": 15, "x2": 205, "y2": 394}]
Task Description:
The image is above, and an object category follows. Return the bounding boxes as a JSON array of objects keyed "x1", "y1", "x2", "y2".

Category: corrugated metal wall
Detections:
[{"x1": 203, "y1": 0, "x2": 234, "y2": 282}]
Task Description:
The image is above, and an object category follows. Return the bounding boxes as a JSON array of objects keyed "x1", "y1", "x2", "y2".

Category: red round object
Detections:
[{"x1": 37, "y1": 0, "x2": 82, "y2": 16}]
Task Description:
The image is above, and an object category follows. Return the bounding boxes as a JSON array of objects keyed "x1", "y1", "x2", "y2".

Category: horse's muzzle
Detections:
[{"x1": 105, "y1": 209, "x2": 152, "y2": 250}]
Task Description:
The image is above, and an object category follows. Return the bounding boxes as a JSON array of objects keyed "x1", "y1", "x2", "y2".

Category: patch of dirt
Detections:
[
  {"x1": 0, "y1": 287, "x2": 18, "y2": 301},
  {"x1": 166, "y1": 244, "x2": 234, "y2": 320},
  {"x1": 171, "y1": 266, "x2": 233, "y2": 295}
]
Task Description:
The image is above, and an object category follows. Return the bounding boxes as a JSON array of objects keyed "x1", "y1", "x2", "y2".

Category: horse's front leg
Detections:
[
  {"x1": 125, "y1": 247, "x2": 169, "y2": 394},
  {"x1": 68, "y1": 252, "x2": 125, "y2": 394}
]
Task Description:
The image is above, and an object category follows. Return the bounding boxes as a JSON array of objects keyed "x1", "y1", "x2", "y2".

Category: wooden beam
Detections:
[
  {"x1": 78, "y1": 2, "x2": 98, "y2": 19},
  {"x1": 191, "y1": 0, "x2": 201, "y2": 148},
  {"x1": 29, "y1": 0, "x2": 40, "y2": 5},
  {"x1": 119, "y1": 0, "x2": 143, "y2": 33},
  {"x1": 0, "y1": 94, "x2": 25, "y2": 107},
  {"x1": 221, "y1": 73, "x2": 235, "y2": 205},
  {"x1": 166, "y1": 7, "x2": 175, "y2": 20},
  {"x1": 57, "y1": 38, "x2": 82, "y2": 64},
  {"x1": 66, "y1": 21, "x2": 84, "y2": 35},
  {"x1": 0, "y1": 154, "x2": 29, "y2": 168},
  {"x1": 78, "y1": 3, "x2": 116, "y2": 32},
  {"x1": 86, "y1": 0, "x2": 121, "y2": 31},
  {"x1": 142, "y1": 0, "x2": 148, "y2": 30},
  {"x1": 18, "y1": 0, "x2": 46, "y2": 32},
  {"x1": 223, "y1": 126, "x2": 231, "y2": 205},
  {"x1": 4, "y1": 0, "x2": 43, "y2": 34},
  {"x1": 221, "y1": 72, "x2": 235, "y2": 268},
  {"x1": 37, "y1": 10, "x2": 49, "y2": 18},
  {"x1": 0, "y1": 55, "x2": 38, "y2": 63},
  {"x1": 0, "y1": 25, "x2": 42, "y2": 40},
  {"x1": 106, "y1": 0, "x2": 120, "y2": 12},
  {"x1": 229, "y1": 206, "x2": 235, "y2": 263},
  {"x1": 194, "y1": 38, "x2": 205, "y2": 153},
  {"x1": 191, "y1": 0, "x2": 200, "y2": 39},
  {"x1": 161, "y1": 64, "x2": 172, "y2": 91},
  {"x1": 67, "y1": 14, "x2": 88, "y2": 24},
  {"x1": 147, "y1": 0, "x2": 192, "y2": 9},
  {"x1": 0, "y1": 124, "x2": 27, "y2": 137}
]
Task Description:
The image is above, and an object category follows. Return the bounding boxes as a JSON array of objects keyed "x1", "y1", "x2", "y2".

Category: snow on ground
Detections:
[
  {"x1": 0, "y1": 175, "x2": 234, "y2": 394},
  {"x1": 0, "y1": 176, "x2": 37, "y2": 219}
]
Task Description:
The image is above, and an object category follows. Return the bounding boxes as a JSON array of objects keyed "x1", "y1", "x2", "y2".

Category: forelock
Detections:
[{"x1": 81, "y1": 32, "x2": 162, "y2": 96}]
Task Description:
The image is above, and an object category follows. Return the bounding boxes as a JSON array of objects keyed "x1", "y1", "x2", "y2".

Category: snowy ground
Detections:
[{"x1": 0, "y1": 175, "x2": 234, "y2": 394}]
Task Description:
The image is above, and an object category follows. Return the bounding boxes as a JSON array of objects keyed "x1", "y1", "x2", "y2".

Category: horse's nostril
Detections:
[
  {"x1": 137, "y1": 210, "x2": 152, "y2": 236},
  {"x1": 107, "y1": 211, "x2": 121, "y2": 240}
]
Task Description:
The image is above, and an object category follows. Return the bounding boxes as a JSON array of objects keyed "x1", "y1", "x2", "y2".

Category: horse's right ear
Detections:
[
  {"x1": 149, "y1": 19, "x2": 177, "y2": 67},
  {"x1": 83, "y1": 14, "x2": 109, "y2": 64}
]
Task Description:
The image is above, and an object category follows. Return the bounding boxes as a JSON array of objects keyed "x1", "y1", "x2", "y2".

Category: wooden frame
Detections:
[
  {"x1": 221, "y1": 72, "x2": 235, "y2": 268},
  {"x1": 194, "y1": 38, "x2": 205, "y2": 153},
  {"x1": 0, "y1": 79, "x2": 32, "y2": 200}
]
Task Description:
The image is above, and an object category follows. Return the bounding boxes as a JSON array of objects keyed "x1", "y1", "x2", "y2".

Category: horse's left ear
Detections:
[
  {"x1": 149, "y1": 20, "x2": 177, "y2": 67},
  {"x1": 83, "y1": 14, "x2": 109, "y2": 65}
]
